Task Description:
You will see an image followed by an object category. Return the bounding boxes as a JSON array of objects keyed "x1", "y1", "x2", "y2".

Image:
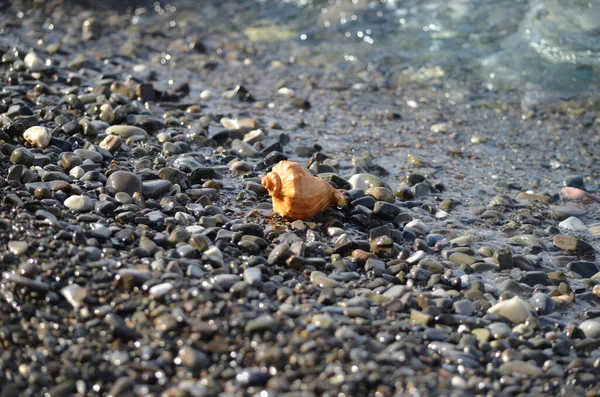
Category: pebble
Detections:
[
  {"x1": 60, "y1": 284, "x2": 87, "y2": 309},
  {"x1": 498, "y1": 361, "x2": 543, "y2": 377},
  {"x1": 23, "y1": 126, "x2": 51, "y2": 148},
  {"x1": 8, "y1": 241, "x2": 28, "y2": 256},
  {"x1": 142, "y1": 179, "x2": 173, "y2": 198},
  {"x1": 106, "y1": 171, "x2": 143, "y2": 195},
  {"x1": 149, "y1": 282, "x2": 173, "y2": 298},
  {"x1": 453, "y1": 299, "x2": 474, "y2": 316},
  {"x1": 0, "y1": 7, "x2": 596, "y2": 396},
  {"x1": 64, "y1": 195, "x2": 93, "y2": 212},
  {"x1": 61, "y1": 152, "x2": 83, "y2": 170},
  {"x1": 24, "y1": 51, "x2": 45, "y2": 71},
  {"x1": 99, "y1": 135, "x2": 123, "y2": 152},
  {"x1": 175, "y1": 346, "x2": 210, "y2": 369},
  {"x1": 487, "y1": 296, "x2": 534, "y2": 323},
  {"x1": 488, "y1": 322, "x2": 511, "y2": 339},
  {"x1": 578, "y1": 319, "x2": 600, "y2": 338},
  {"x1": 10, "y1": 148, "x2": 35, "y2": 166},
  {"x1": 106, "y1": 125, "x2": 148, "y2": 139},
  {"x1": 243, "y1": 267, "x2": 262, "y2": 287},
  {"x1": 558, "y1": 216, "x2": 588, "y2": 232},
  {"x1": 245, "y1": 315, "x2": 281, "y2": 333}
]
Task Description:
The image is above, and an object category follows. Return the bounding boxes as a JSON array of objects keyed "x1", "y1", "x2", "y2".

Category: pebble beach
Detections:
[{"x1": 1, "y1": 0, "x2": 600, "y2": 396}]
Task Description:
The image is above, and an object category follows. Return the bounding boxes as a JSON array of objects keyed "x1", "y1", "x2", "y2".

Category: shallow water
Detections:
[{"x1": 194, "y1": 0, "x2": 600, "y2": 92}]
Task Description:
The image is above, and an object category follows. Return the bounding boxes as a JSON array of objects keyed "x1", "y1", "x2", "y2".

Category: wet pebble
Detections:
[
  {"x1": 106, "y1": 171, "x2": 143, "y2": 195},
  {"x1": 64, "y1": 195, "x2": 93, "y2": 212}
]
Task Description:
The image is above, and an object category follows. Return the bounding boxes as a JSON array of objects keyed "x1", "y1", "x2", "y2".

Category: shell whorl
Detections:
[
  {"x1": 262, "y1": 172, "x2": 282, "y2": 197},
  {"x1": 331, "y1": 189, "x2": 346, "y2": 208}
]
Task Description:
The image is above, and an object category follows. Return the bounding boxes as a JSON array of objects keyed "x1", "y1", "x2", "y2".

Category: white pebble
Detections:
[
  {"x1": 149, "y1": 282, "x2": 173, "y2": 298},
  {"x1": 406, "y1": 99, "x2": 418, "y2": 108},
  {"x1": 451, "y1": 376, "x2": 466, "y2": 389},
  {"x1": 64, "y1": 195, "x2": 93, "y2": 212},
  {"x1": 406, "y1": 219, "x2": 429, "y2": 235},
  {"x1": 23, "y1": 126, "x2": 51, "y2": 148},
  {"x1": 277, "y1": 87, "x2": 295, "y2": 98},
  {"x1": 24, "y1": 51, "x2": 46, "y2": 72},
  {"x1": 348, "y1": 174, "x2": 368, "y2": 190},
  {"x1": 430, "y1": 122, "x2": 448, "y2": 133},
  {"x1": 487, "y1": 296, "x2": 534, "y2": 324},
  {"x1": 60, "y1": 284, "x2": 87, "y2": 309},
  {"x1": 558, "y1": 216, "x2": 587, "y2": 232},
  {"x1": 69, "y1": 166, "x2": 85, "y2": 179},
  {"x1": 406, "y1": 250, "x2": 425, "y2": 264},
  {"x1": 200, "y1": 90, "x2": 213, "y2": 100}
]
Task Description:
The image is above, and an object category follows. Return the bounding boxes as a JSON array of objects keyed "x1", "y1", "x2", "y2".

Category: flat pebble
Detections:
[
  {"x1": 64, "y1": 195, "x2": 93, "y2": 212},
  {"x1": 487, "y1": 296, "x2": 534, "y2": 324}
]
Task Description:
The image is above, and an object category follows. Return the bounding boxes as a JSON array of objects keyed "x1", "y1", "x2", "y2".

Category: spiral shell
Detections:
[{"x1": 262, "y1": 161, "x2": 346, "y2": 220}]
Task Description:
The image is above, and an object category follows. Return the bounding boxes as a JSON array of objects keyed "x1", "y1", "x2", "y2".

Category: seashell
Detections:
[{"x1": 262, "y1": 161, "x2": 346, "y2": 220}]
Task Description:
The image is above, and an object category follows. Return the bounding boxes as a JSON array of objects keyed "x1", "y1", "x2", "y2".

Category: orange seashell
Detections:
[{"x1": 262, "y1": 161, "x2": 346, "y2": 220}]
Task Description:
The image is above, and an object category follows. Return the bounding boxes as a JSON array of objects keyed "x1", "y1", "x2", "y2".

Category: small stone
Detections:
[
  {"x1": 365, "y1": 187, "x2": 394, "y2": 203},
  {"x1": 61, "y1": 152, "x2": 83, "y2": 170},
  {"x1": 73, "y1": 149, "x2": 103, "y2": 163},
  {"x1": 268, "y1": 243, "x2": 291, "y2": 265},
  {"x1": 211, "y1": 274, "x2": 240, "y2": 290},
  {"x1": 498, "y1": 361, "x2": 543, "y2": 377},
  {"x1": 243, "y1": 267, "x2": 262, "y2": 287},
  {"x1": 558, "y1": 216, "x2": 587, "y2": 232},
  {"x1": 373, "y1": 201, "x2": 401, "y2": 220},
  {"x1": 553, "y1": 235, "x2": 594, "y2": 254},
  {"x1": 70, "y1": 166, "x2": 85, "y2": 179},
  {"x1": 410, "y1": 310, "x2": 432, "y2": 326},
  {"x1": 142, "y1": 179, "x2": 173, "y2": 198},
  {"x1": 516, "y1": 271, "x2": 550, "y2": 286},
  {"x1": 116, "y1": 269, "x2": 152, "y2": 290},
  {"x1": 310, "y1": 271, "x2": 339, "y2": 288},
  {"x1": 10, "y1": 148, "x2": 35, "y2": 166},
  {"x1": 405, "y1": 219, "x2": 429, "y2": 235},
  {"x1": 8, "y1": 241, "x2": 28, "y2": 256},
  {"x1": 516, "y1": 192, "x2": 551, "y2": 204},
  {"x1": 349, "y1": 173, "x2": 389, "y2": 190},
  {"x1": 493, "y1": 248, "x2": 513, "y2": 270},
  {"x1": 487, "y1": 296, "x2": 534, "y2": 324},
  {"x1": 449, "y1": 252, "x2": 477, "y2": 266},
  {"x1": 472, "y1": 328, "x2": 490, "y2": 343},
  {"x1": 407, "y1": 153, "x2": 429, "y2": 168},
  {"x1": 24, "y1": 51, "x2": 46, "y2": 71},
  {"x1": 220, "y1": 117, "x2": 257, "y2": 130},
  {"x1": 565, "y1": 261, "x2": 600, "y2": 278},
  {"x1": 430, "y1": 122, "x2": 448, "y2": 133},
  {"x1": 24, "y1": 126, "x2": 51, "y2": 148},
  {"x1": 99, "y1": 135, "x2": 123, "y2": 152},
  {"x1": 370, "y1": 235, "x2": 394, "y2": 258},
  {"x1": 530, "y1": 293, "x2": 555, "y2": 314},
  {"x1": 60, "y1": 284, "x2": 87, "y2": 309},
  {"x1": 64, "y1": 195, "x2": 93, "y2": 212},
  {"x1": 579, "y1": 319, "x2": 600, "y2": 338},
  {"x1": 149, "y1": 283, "x2": 173, "y2": 298},
  {"x1": 175, "y1": 346, "x2": 210, "y2": 369},
  {"x1": 200, "y1": 90, "x2": 213, "y2": 100},
  {"x1": 563, "y1": 175, "x2": 586, "y2": 190},
  {"x1": 453, "y1": 299, "x2": 474, "y2": 316},
  {"x1": 488, "y1": 322, "x2": 511, "y2": 339},
  {"x1": 245, "y1": 315, "x2": 281, "y2": 333},
  {"x1": 106, "y1": 171, "x2": 143, "y2": 196},
  {"x1": 106, "y1": 125, "x2": 148, "y2": 139}
]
